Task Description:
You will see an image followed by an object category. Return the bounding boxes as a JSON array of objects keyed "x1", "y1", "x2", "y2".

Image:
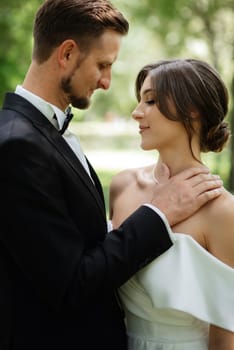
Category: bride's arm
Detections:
[
  {"x1": 207, "y1": 193, "x2": 234, "y2": 349},
  {"x1": 206, "y1": 193, "x2": 234, "y2": 268}
]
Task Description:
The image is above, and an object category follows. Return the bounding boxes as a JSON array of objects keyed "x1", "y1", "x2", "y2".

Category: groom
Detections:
[{"x1": 0, "y1": 1, "x2": 222, "y2": 349}]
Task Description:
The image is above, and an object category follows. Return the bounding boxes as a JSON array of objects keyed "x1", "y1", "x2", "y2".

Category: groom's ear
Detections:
[{"x1": 57, "y1": 39, "x2": 80, "y2": 69}]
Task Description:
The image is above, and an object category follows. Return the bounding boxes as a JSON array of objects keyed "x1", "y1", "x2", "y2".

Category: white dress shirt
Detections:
[{"x1": 15, "y1": 85, "x2": 92, "y2": 178}]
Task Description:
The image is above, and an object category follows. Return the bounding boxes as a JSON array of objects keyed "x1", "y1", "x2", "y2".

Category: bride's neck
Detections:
[{"x1": 157, "y1": 151, "x2": 202, "y2": 177}]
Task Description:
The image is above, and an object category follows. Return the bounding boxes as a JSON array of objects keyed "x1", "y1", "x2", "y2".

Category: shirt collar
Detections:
[{"x1": 15, "y1": 85, "x2": 67, "y2": 130}]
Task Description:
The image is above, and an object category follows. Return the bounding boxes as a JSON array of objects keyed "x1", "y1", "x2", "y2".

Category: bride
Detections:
[{"x1": 109, "y1": 59, "x2": 234, "y2": 349}]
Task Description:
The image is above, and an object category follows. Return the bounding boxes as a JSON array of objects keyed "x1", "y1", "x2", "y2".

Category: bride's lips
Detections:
[{"x1": 139, "y1": 126, "x2": 150, "y2": 134}]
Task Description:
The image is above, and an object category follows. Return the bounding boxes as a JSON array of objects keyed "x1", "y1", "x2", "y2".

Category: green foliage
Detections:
[
  {"x1": 96, "y1": 169, "x2": 116, "y2": 217},
  {"x1": 0, "y1": 0, "x2": 40, "y2": 103}
]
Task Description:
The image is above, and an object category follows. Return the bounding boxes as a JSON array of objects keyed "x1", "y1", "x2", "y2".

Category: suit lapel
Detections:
[
  {"x1": 3, "y1": 93, "x2": 106, "y2": 219},
  {"x1": 86, "y1": 158, "x2": 105, "y2": 205}
]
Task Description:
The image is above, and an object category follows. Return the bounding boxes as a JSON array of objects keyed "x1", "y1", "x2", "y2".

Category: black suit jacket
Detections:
[{"x1": 0, "y1": 93, "x2": 173, "y2": 349}]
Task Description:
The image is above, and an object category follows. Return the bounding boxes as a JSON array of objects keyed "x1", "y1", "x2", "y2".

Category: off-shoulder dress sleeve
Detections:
[{"x1": 120, "y1": 233, "x2": 234, "y2": 332}]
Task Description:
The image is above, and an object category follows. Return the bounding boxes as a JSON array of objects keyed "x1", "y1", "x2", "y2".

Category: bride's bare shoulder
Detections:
[
  {"x1": 206, "y1": 189, "x2": 234, "y2": 216},
  {"x1": 110, "y1": 164, "x2": 154, "y2": 190},
  {"x1": 110, "y1": 167, "x2": 139, "y2": 192},
  {"x1": 109, "y1": 168, "x2": 138, "y2": 217},
  {"x1": 204, "y1": 189, "x2": 234, "y2": 266}
]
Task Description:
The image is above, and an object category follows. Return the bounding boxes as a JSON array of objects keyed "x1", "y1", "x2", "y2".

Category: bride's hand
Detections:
[{"x1": 151, "y1": 164, "x2": 223, "y2": 226}]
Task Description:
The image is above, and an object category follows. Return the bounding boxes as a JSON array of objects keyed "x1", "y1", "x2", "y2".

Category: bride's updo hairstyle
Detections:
[{"x1": 135, "y1": 59, "x2": 230, "y2": 154}]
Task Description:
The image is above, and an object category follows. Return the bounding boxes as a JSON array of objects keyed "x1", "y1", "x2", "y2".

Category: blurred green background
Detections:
[{"x1": 0, "y1": 0, "x2": 233, "y2": 214}]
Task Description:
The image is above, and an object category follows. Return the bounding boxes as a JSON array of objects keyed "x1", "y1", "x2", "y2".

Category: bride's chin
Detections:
[{"x1": 141, "y1": 143, "x2": 153, "y2": 151}]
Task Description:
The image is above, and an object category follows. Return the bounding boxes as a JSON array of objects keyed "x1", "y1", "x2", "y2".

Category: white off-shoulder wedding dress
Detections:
[{"x1": 118, "y1": 231, "x2": 234, "y2": 350}]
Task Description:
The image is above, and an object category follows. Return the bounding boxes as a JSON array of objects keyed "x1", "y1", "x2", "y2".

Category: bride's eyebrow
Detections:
[
  {"x1": 142, "y1": 88, "x2": 153, "y2": 96},
  {"x1": 140, "y1": 88, "x2": 154, "y2": 99}
]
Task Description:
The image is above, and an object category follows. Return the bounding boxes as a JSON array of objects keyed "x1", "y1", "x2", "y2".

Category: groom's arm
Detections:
[
  {"x1": 64, "y1": 166, "x2": 223, "y2": 310},
  {"x1": 105, "y1": 205, "x2": 174, "y2": 287}
]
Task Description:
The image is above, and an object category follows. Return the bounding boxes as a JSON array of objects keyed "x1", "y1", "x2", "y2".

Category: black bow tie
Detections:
[{"x1": 59, "y1": 106, "x2": 74, "y2": 135}]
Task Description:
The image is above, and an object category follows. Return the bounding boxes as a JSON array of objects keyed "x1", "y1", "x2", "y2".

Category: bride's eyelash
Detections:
[{"x1": 145, "y1": 100, "x2": 155, "y2": 105}]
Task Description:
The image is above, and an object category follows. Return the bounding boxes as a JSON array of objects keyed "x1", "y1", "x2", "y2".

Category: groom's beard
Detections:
[
  {"x1": 60, "y1": 56, "x2": 91, "y2": 110},
  {"x1": 61, "y1": 74, "x2": 90, "y2": 110}
]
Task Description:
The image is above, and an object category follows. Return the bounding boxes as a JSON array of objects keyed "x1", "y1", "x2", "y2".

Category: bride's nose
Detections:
[{"x1": 132, "y1": 109, "x2": 144, "y2": 120}]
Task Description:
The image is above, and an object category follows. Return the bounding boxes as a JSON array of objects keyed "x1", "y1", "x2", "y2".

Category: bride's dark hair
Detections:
[{"x1": 135, "y1": 59, "x2": 230, "y2": 155}]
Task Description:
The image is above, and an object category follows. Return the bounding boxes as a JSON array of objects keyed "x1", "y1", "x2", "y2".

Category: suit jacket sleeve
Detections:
[{"x1": 0, "y1": 133, "x2": 173, "y2": 312}]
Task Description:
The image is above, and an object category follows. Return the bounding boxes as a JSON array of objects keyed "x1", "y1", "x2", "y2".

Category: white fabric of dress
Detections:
[{"x1": 118, "y1": 232, "x2": 234, "y2": 350}]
